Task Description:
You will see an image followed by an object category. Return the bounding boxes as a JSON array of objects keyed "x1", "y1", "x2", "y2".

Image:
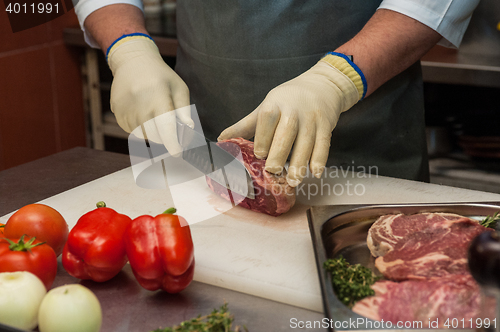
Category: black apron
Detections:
[{"x1": 175, "y1": 0, "x2": 429, "y2": 182}]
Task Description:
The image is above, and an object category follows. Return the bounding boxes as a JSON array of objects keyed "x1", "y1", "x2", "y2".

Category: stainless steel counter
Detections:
[
  {"x1": 421, "y1": 0, "x2": 500, "y2": 88},
  {"x1": 421, "y1": 47, "x2": 500, "y2": 89}
]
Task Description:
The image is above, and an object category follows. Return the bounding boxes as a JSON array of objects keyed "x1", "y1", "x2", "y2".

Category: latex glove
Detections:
[
  {"x1": 107, "y1": 35, "x2": 193, "y2": 156},
  {"x1": 218, "y1": 53, "x2": 366, "y2": 187}
]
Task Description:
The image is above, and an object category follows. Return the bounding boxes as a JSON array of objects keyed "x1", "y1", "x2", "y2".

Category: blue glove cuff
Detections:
[
  {"x1": 106, "y1": 33, "x2": 155, "y2": 61},
  {"x1": 323, "y1": 52, "x2": 367, "y2": 100}
]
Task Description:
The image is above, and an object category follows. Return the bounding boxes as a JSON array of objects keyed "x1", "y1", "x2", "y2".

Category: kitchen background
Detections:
[{"x1": 1, "y1": 0, "x2": 499, "y2": 193}]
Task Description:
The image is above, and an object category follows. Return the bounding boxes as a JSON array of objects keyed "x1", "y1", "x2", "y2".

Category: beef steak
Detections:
[
  {"x1": 352, "y1": 275, "x2": 491, "y2": 328},
  {"x1": 206, "y1": 138, "x2": 296, "y2": 216},
  {"x1": 368, "y1": 213, "x2": 488, "y2": 280},
  {"x1": 367, "y1": 213, "x2": 468, "y2": 257},
  {"x1": 352, "y1": 212, "x2": 495, "y2": 326}
]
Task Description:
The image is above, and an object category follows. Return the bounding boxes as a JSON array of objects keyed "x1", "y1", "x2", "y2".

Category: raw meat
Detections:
[
  {"x1": 352, "y1": 275, "x2": 492, "y2": 328},
  {"x1": 352, "y1": 212, "x2": 495, "y2": 328},
  {"x1": 206, "y1": 138, "x2": 296, "y2": 216},
  {"x1": 367, "y1": 213, "x2": 468, "y2": 257},
  {"x1": 368, "y1": 213, "x2": 488, "y2": 280}
]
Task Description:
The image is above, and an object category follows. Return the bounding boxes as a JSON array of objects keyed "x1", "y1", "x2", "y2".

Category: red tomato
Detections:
[
  {"x1": 5, "y1": 204, "x2": 69, "y2": 256},
  {"x1": 0, "y1": 223, "x2": 4, "y2": 237},
  {"x1": 0, "y1": 235, "x2": 58, "y2": 290}
]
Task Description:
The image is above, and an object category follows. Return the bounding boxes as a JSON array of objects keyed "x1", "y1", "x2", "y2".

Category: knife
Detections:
[
  {"x1": 0, "y1": 322, "x2": 29, "y2": 332},
  {"x1": 176, "y1": 120, "x2": 255, "y2": 200}
]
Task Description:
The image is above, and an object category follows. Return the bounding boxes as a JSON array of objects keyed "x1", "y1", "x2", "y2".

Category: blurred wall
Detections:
[{"x1": 0, "y1": 9, "x2": 86, "y2": 170}]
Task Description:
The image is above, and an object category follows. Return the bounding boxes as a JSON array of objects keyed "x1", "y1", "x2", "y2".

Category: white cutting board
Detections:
[{"x1": 2, "y1": 165, "x2": 500, "y2": 312}]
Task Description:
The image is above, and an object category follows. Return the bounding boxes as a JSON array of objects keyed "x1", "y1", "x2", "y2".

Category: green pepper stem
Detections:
[
  {"x1": 96, "y1": 201, "x2": 106, "y2": 208},
  {"x1": 163, "y1": 207, "x2": 177, "y2": 214}
]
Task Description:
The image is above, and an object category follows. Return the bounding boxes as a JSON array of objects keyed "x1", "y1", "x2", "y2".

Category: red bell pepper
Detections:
[
  {"x1": 124, "y1": 208, "x2": 195, "y2": 293},
  {"x1": 62, "y1": 202, "x2": 132, "y2": 282}
]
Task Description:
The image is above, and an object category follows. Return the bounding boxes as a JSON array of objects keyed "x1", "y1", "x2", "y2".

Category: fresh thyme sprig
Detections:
[
  {"x1": 151, "y1": 303, "x2": 247, "y2": 332},
  {"x1": 324, "y1": 256, "x2": 380, "y2": 308},
  {"x1": 481, "y1": 212, "x2": 500, "y2": 229}
]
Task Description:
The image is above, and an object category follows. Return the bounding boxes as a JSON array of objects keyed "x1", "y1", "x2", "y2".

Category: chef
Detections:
[{"x1": 72, "y1": 0, "x2": 478, "y2": 187}]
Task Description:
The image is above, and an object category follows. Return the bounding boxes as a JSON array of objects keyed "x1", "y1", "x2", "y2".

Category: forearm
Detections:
[
  {"x1": 84, "y1": 4, "x2": 149, "y2": 52},
  {"x1": 335, "y1": 9, "x2": 441, "y2": 97}
]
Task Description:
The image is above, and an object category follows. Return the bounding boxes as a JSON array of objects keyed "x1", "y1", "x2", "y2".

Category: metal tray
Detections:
[{"x1": 307, "y1": 202, "x2": 500, "y2": 331}]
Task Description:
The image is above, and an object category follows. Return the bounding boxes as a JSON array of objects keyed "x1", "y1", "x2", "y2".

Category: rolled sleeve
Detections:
[
  {"x1": 379, "y1": 0, "x2": 480, "y2": 48},
  {"x1": 72, "y1": 0, "x2": 144, "y2": 48}
]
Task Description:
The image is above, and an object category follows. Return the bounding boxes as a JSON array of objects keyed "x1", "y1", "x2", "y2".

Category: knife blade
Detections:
[
  {"x1": 0, "y1": 322, "x2": 29, "y2": 332},
  {"x1": 177, "y1": 120, "x2": 255, "y2": 200}
]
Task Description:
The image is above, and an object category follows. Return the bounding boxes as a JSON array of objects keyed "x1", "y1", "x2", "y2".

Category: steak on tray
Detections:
[
  {"x1": 352, "y1": 274, "x2": 493, "y2": 328},
  {"x1": 352, "y1": 212, "x2": 495, "y2": 327},
  {"x1": 368, "y1": 213, "x2": 489, "y2": 280},
  {"x1": 206, "y1": 138, "x2": 296, "y2": 217}
]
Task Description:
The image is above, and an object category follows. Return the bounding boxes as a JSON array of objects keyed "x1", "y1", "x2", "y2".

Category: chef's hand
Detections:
[
  {"x1": 107, "y1": 35, "x2": 193, "y2": 156},
  {"x1": 218, "y1": 53, "x2": 366, "y2": 187}
]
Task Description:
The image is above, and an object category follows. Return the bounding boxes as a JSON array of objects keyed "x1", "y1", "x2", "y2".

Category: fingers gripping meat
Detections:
[{"x1": 206, "y1": 138, "x2": 296, "y2": 216}]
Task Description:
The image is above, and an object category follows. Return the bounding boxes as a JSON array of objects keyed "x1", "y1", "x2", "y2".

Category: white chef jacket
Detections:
[{"x1": 73, "y1": 0, "x2": 478, "y2": 49}]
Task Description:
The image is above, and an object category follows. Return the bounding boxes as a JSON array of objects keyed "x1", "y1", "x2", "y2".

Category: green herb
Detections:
[
  {"x1": 481, "y1": 212, "x2": 500, "y2": 229},
  {"x1": 324, "y1": 256, "x2": 380, "y2": 308},
  {"x1": 151, "y1": 303, "x2": 247, "y2": 332}
]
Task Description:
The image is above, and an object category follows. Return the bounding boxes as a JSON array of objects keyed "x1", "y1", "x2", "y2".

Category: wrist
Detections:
[
  {"x1": 320, "y1": 52, "x2": 367, "y2": 100},
  {"x1": 106, "y1": 33, "x2": 154, "y2": 61},
  {"x1": 107, "y1": 35, "x2": 161, "y2": 75},
  {"x1": 83, "y1": 4, "x2": 148, "y2": 52}
]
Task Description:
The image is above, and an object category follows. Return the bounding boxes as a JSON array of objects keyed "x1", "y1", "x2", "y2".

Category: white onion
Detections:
[
  {"x1": 38, "y1": 284, "x2": 102, "y2": 332},
  {"x1": 0, "y1": 271, "x2": 47, "y2": 330}
]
